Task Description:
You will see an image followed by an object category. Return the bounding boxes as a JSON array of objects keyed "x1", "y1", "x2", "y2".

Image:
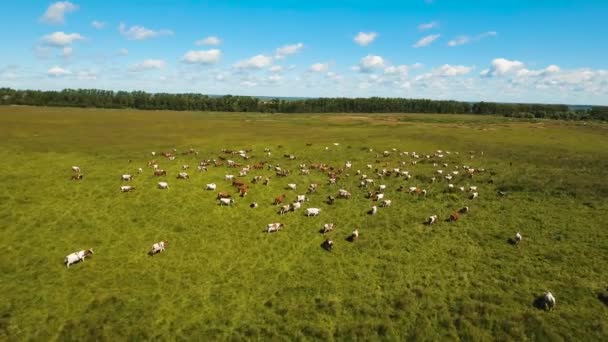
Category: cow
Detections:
[
  {"x1": 64, "y1": 249, "x2": 94, "y2": 268},
  {"x1": 448, "y1": 212, "x2": 460, "y2": 222},
  {"x1": 426, "y1": 215, "x2": 438, "y2": 225},
  {"x1": 148, "y1": 240, "x2": 168, "y2": 256},
  {"x1": 470, "y1": 192, "x2": 479, "y2": 199},
  {"x1": 120, "y1": 185, "x2": 135, "y2": 192},
  {"x1": 71, "y1": 174, "x2": 83, "y2": 181},
  {"x1": 373, "y1": 193, "x2": 384, "y2": 201},
  {"x1": 206, "y1": 183, "x2": 217, "y2": 190},
  {"x1": 121, "y1": 174, "x2": 133, "y2": 181},
  {"x1": 154, "y1": 169, "x2": 167, "y2": 176},
  {"x1": 322, "y1": 223, "x2": 335, "y2": 234},
  {"x1": 182, "y1": 165, "x2": 189, "y2": 170},
  {"x1": 267, "y1": 223, "x2": 284, "y2": 233},
  {"x1": 326, "y1": 195, "x2": 335, "y2": 205},
  {"x1": 138, "y1": 167, "x2": 143, "y2": 174},
  {"x1": 158, "y1": 182, "x2": 169, "y2": 189},
  {"x1": 380, "y1": 199, "x2": 392, "y2": 207},
  {"x1": 217, "y1": 192, "x2": 231, "y2": 199},
  {"x1": 322, "y1": 239, "x2": 334, "y2": 251},
  {"x1": 515, "y1": 232, "x2": 522, "y2": 244},
  {"x1": 543, "y1": 292, "x2": 556, "y2": 311},
  {"x1": 262, "y1": 177, "x2": 270, "y2": 186},
  {"x1": 177, "y1": 172, "x2": 189, "y2": 179},
  {"x1": 219, "y1": 198, "x2": 235, "y2": 206},
  {"x1": 225, "y1": 175, "x2": 235, "y2": 181},
  {"x1": 305, "y1": 208, "x2": 321, "y2": 216},
  {"x1": 278, "y1": 205, "x2": 290, "y2": 215},
  {"x1": 250, "y1": 202, "x2": 258, "y2": 208},
  {"x1": 287, "y1": 183, "x2": 297, "y2": 190},
  {"x1": 71, "y1": 166, "x2": 81, "y2": 173},
  {"x1": 274, "y1": 194, "x2": 286, "y2": 205},
  {"x1": 232, "y1": 180, "x2": 245, "y2": 188},
  {"x1": 337, "y1": 189, "x2": 351, "y2": 199},
  {"x1": 350, "y1": 229, "x2": 359, "y2": 241},
  {"x1": 368, "y1": 206, "x2": 378, "y2": 215},
  {"x1": 459, "y1": 206, "x2": 469, "y2": 214},
  {"x1": 238, "y1": 185, "x2": 249, "y2": 197},
  {"x1": 296, "y1": 195, "x2": 308, "y2": 203}
]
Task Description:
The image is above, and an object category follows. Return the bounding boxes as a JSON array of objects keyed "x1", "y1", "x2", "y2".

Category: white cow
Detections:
[
  {"x1": 138, "y1": 168, "x2": 143, "y2": 173},
  {"x1": 182, "y1": 165, "x2": 189, "y2": 170},
  {"x1": 290, "y1": 202, "x2": 301, "y2": 211},
  {"x1": 338, "y1": 189, "x2": 351, "y2": 198},
  {"x1": 121, "y1": 174, "x2": 133, "y2": 181},
  {"x1": 158, "y1": 182, "x2": 169, "y2": 189},
  {"x1": 120, "y1": 185, "x2": 135, "y2": 192},
  {"x1": 345, "y1": 161, "x2": 352, "y2": 169},
  {"x1": 296, "y1": 195, "x2": 307, "y2": 203},
  {"x1": 177, "y1": 172, "x2": 189, "y2": 179},
  {"x1": 287, "y1": 183, "x2": 297, "y2": 190},
  {"x1": 323, "y1": 223, "x2": 335, "y2": 234},
  {"x1": 305, "y1": 208, "x2": 321, "y2": 216},
  {"x1": 149, "y1": 240, "x2": 168, "y2": 256},
  {"x1": 351, "y1": 229, "x2": 359, "y2": 240},
  {"x1": 219, "y1": 198, "x2": 235, "y2": 206},
  {"x1": 368, "y1": 206, "x2": 378, "y2": 215},
  {"x1": 469, "y1": 186, "x2": 478, "y2": 192},
  {"x1": 72, "y1": 166, "x2": 81, "y2": 173},
  {"x1": 267, "y1": 223, "x2": 284, "y2": 233},
  {"x1": 380, "y1": 199, "x2": 392, "y2": 207},
  {"x1": 427, "y1": 215, "x2": 438, "y2": 225},
  {"x1": 225, "y1": 175, "x2": 235, "y2": 181},
  {"x1": 544, "y1": 292, "x2": 556, "y2": 310},
  {"x1": 64, "y1": 249, "x2": 93, "y2": 268},
  {"x1": 206, "y1": 183, "x2": 217, "y2": 190},
  {"x1": 374, "y1": 193, "x2": 384, "y2": 201},
  {"x1": 470, "y1": 192, "x2": 479, "y2": 199},
  {"x1": 515, "y1": 232, "x2": 522, "y2": 244}
]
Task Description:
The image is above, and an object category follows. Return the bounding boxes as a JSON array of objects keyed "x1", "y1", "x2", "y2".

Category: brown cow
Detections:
[
  {"x1": 217, "y1": 192, "x2": 231, "y2": 199},
  {"x1": 232, "y1": 180, "x2": 245, "y2": 188},
  {"x1": 448, "y1": 212, "x2": 460, "y2": 222},
  {"x1": 154, "y1": 169, "x2": 167, "y2": 176},
  {"x1": 274, "y1": 194, "x2": 286, "y2": 205},
  {"x1": 238, "y1": 185, "x2": 249, "y2": 197}
]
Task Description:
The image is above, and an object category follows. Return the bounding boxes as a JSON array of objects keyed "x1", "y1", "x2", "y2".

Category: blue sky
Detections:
[{"x1": 0, "y1": 0, "x2": 607, "y2": 104}]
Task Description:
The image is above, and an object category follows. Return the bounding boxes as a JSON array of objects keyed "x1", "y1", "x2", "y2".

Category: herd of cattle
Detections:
[{"x1": 66, "y1": 145, "x2": 556, "y2": 311}]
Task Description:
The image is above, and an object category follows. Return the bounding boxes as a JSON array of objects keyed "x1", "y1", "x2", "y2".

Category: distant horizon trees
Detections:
[{"x1": 0, "y1": 87, "x2": 606, "y2": 120}]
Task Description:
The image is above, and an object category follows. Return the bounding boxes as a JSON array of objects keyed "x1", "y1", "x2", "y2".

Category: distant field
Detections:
[{"x1": 0, "y1": 106, "x2": 607, "y2": 340}]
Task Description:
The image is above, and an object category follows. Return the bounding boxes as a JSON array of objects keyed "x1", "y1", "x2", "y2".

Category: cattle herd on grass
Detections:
[{"x1": 67, "y1": 144, "x2": 565, "y2": 311}]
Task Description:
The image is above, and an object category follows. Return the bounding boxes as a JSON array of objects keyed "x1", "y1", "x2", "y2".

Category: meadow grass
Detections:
[{"x1": 0, "y1": 106, "x2": 607, "y2": 340}]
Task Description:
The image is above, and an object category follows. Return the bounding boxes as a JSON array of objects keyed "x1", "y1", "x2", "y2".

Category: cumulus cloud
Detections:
[
  {"x1": 195, "y1": 36, "x2": 221, "y2": 46},
  {"x1": 309, "y1": 63, "x2": 329, "y2": 72},
  {"x1": 119, "y1": 23, "x2": 173, "y2": 40},
  {"x1": 354, "y1": 32, "x2": 378, "y2": 46},
  {"x1": 131, "y1": 59, "x2": 166, "y2": 71},
  {"x1": 436, "y1": 64, "x2": 472, "y2": 76},
  {"x1": 413, "y1": 34, "x2": 440, "y2": 48},
  {"x1": 233, "y1": 54, "x2": 273, "y2": 70},
  {"x1": 480, "y1": 58, "x2": 525, "y2": 77},
  {"x1": 91, "y1": 20, "x2": 105, "y2": 29},
  {"x1": 354, "y1": 55, "x2": 385, "y2": 73},
  {"x1": 418, "y1": 21, "x2": 438, "y2": 30},
  {"x1": 41, "y1": 1, "x2": 78, "y2": 24},
  {"x1": 41, "y1": 32, "x2": 84, "y2": 47},
  {"x1": 448, "y1": 31, "x2": 497, "y2": 47},
  {"x1": 181, "y1": 49, "x2": 221, "y2": 64},
  {"x1": 384, "y1": 65, "x2": 410, "y2": 76},
  {"x1": 275, "y1": 43, "x2": 304, "y2": 59},
  {"x1": 48, "y1": 66, "x2": 71, "y2": 77}
]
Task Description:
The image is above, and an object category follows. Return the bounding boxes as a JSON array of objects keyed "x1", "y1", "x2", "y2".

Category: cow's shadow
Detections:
[
  {"x1": 598, "y1": 292, "x2": 608, "y2": 306},
  {"x1": 532, "y1": 296, "x2": 548, "y2": 310}
]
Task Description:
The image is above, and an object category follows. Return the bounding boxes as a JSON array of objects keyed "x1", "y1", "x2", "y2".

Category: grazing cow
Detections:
[
  {"x1": 459, "y1": 206, "x2": 469, "y2": 214},
  {"x1": 338, "y1": 189, "x2": 351, "y2": 199},
  {"x1": 328, "y1": 178, "x2": 337, "y2": 185},
  {"x1": 278, "y1": 205, "x2": 290, "y2": 215},
  {"x1": 380, "y1": 199, "x2": 392, "y2": 207},
  {"x1": 197, "y1": 165, "x2": 208, "y2": 172},
  {"x1": 71, "y1": 166, "x2": 81, "y2": 173},
  {"x1": 217, "y1": 192, "x2": 231, "y2": 199},
  {"x1": 238, "y1": 185, "x2": 249, "y2": 197},
  {"x1": 138, "y1": 167, "x2": 143, "y2": 173},
  {"x1": 307, "y1": 184, "x2": 319, "y2": 194},
  {"x1": 543, "y1": 292, "x2": 556, "y2": 311},
  {"x1": 373, "y1": 193, "x2": 384, "y2": 201},
  {"x1": 252, "y1": 176, "x2": 263, "y2": 184},
  {"x1": 427, "y1": 215, "x2": 438, "y2": 225},
  {"x1": 448, "y1": 212, "x2": 460, "y2": 222},
  {"x1": 219, "y1": 198, "x2": 235, "y2": 206},
  {"x1": 158, "y1": 182, "x2": 169, "y2": 189},
  {"x1": 250, "y1": 202, "x2": 258, "y2": 208},
  {"x1": 274, "y1": 194, "x2": 286, "y2": 205},
  {"x1": 469, "y1": 186, "x2": 478, "y2": 192},
  {"x1": 470, "y1": 192, "x2": 479, "y2": 199},
  {"x1": 267, "y1": 223, "x2": 284, "y2": 233},
  {"x1": 290, "y1": 202, "x2": 301, "y2": 211},
  {"x1": 322, "y1": 223, "x2": 335, "y2": 234},
  {"x1": 368, "y1": 206, "x2": 378, "y2": 215},
  {"x1": 149, "y1": 240, "x2": 168, "y2": 256},
  {"x1": 287, "y1": 183, "x2": 297, "y2": 190},
  {"x1": 120, "y1": 185, "x2": 135, "y2": 192},
  {"x1": 378, "y1": 184, "x2": 387, "y2": 192},
  {"x1": 326, "y1": 195, "x2": 335, "y2": 205},
  {"x1": 154, "y1": 169, "x2": 167, "y2": 176},
  {"x1": 177, "y1": 172, "x2": 189, "y2": 179},
  {"x1": 71, "y1": 174, "x2": 84, "y2": 181},
  {"x1": 305, "y1": 208, "x2": 321, "y2": 216},
  {"x1": 515, "y1": 232, "x2": 522, "y2": 244},
  {"x1": 345, "y1": 161, "x2": 352, "y2": 169},
  {"x1": 262, "y1": 177, "x2": 270, "y2": 186},
  {"x1": 64, "y1": 249, "x2": 94, "y2": 268},
  {"x1": 225, "y1": 175, "x2": 235, "y2": 181},
  {"x1": 296, "y1": 195, "x2": 307, "y2": 203},
  {"x1": 121, "y1": 174, "x2": 133, "y2": 181},
  {"x1": 206, "y1": 183, "x2": 217, "y2": 190},
  {"x1": 350, "y1": 229, "x2": 359, "y2": 241},
  {"x1": 322, "y1": 239, "x2": 334, "y2": 251},
  {"x1": 182, "y1": 165, "x2": 189, "y2": 170},
  {"x1": 232, "y1": 180, "x2": 245, "y2": 188}
]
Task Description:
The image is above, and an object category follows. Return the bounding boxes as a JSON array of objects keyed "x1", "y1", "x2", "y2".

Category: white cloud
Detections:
[
  {"x1": 215, "y1": 74, "x2": 225, "y2": 81},
  {"x1": 309, "y1": 63, "x2": 329, "y2": 72},
  {"x1": 195, "y1": 36, "x2": 221, "y2": 46},
  {"x1": 41, "y1": 1, "x2": 78, "y2": 24},
  {"x1": 75, "y1": 69, "x2": 97, "y2": 80},
  {"x1": 413, "y1": 34, "x2": 440, "y2": 48},
  {"x1": 91, "y1": 21, "x2": 105, "y2": 29},
  {"x1": 61, "y1": 47, "x2": 73, "y2": 58},
  {"x1": 233, "y1": 54, "x2": 273, "y2": 70},
  {"x1": 266, "y1": 74, "x2": 283, "y2": 84},
  {"x1": 119, "y1": 23, "x2": 173, "y2": 40},
  {"x1": 269, "y1": 65, "x2": 284, "y2": 73},
  {"x1": 418, "y1": 21, "x2": 438, "y2": 31},
  {"x1": 118, "y1": 48, "x2": 129, "y2": 56},
  {"x1": 481, "y1": 58, "x2": 525, "y2": 77},
  {"x1": 354, "y1": 32, "x2": 378, "y2": 46},
  {"x1": 241, "y1": 80, "x2": 258, "y2": 87},
  {"x1": 131, "y1": 59, "x2": 166, "y2": 71},
  {"x1": 181, "y1": 49, "x2": 221, "y2": 64},
  {"x1": 448, "y1": 31, "x2": 497, "y2": 47},
  {"x1": 355, "y1": 55, "x2": 385, "y2": 73},
  {"x1": 436, "y1": 64, "x2": 472, "y2": 76},
  {"x1": 275, "y1": 43, "x2": 304, "y2": 59},
  {"x1": 48, "y1": 66, "x2": 71, "y2": 77},
  {"x1": 41, "y1": 32, "x2": 84, "y2": 47},
  {"x1": 384, "y1": 65, "x2": 410, "y2": 76}
]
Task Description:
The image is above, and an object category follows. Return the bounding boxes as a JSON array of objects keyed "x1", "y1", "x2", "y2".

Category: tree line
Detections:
[{"x1": 1, "y1": 87, "x2": 606, "y2": 120}]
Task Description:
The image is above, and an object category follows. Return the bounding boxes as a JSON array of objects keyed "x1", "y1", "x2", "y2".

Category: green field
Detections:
[{"x1": 1, "y1": 106, "x2": 607, "y2": 340}]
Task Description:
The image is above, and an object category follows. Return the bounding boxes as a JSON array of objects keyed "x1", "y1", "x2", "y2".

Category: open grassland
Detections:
[{"x1": 0, "y1": 106, "x2": 607, "y2": 341}]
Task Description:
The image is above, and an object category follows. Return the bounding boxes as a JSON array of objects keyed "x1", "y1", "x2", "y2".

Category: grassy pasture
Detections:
[{"x1": 0, "y1": 106, "x2": 607, "y2": 341}]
